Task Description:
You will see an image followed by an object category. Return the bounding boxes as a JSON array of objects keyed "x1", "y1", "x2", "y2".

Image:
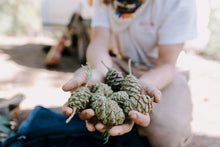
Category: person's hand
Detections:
[
  {"x1": 140, "y1": 83, "x2": 162, "y2": 103},
  {"x1": 62, "y1": 102, "x2": 96, "y2": 130},
  {"x1": 62, "y1": 101, "x2": 151, "y2": 136},
  {"x1": 62, "y1": 67, "x2": 105, "y2": 91},
  {"x1": 62, "y1": 67, "x2": 156, "y2": 136},
  {"x1": 62, "y1": 67, "x2": 105, "y2": 124},
  {"x1": 88, "y1": 110, "x2": 150, "y2": 136}
]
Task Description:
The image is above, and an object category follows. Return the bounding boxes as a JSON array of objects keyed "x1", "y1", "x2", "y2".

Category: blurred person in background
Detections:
[{"x1": 62, "y1": 0, "x2": 197, "y2": 146}]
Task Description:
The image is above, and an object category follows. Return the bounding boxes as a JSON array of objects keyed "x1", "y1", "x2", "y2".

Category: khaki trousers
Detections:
[{"x1": 112, "y1": 58, "x2": 193, "y2": 147}]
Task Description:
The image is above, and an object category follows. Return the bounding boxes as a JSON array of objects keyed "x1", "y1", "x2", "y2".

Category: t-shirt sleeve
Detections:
[
  {"x1": 158, "y1": 0, "x2": 197, "y2": 45},
  {"x1": 91, "y1": 0, "x2": 110, "y2": 29}
]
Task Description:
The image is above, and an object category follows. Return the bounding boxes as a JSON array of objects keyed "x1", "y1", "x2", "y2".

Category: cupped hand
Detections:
[
  {"x1": 62, "y1": 67, "x2": 105, "y2": 127},
  {"x1": 62, "y1": 67, "x2": 105, "y2": 92},
  {"x1": 92, "y1": 111, "x2": 150, "y2": 136},
  {"x1": 140, "y1": 84, "x2": 162, "y2": 103},
  {"x1": 62, "y1": 102, "x2": 96, "y2": 131},
  {"x1": 63, "y1": 102, "x2": 150, "y2": 136},
  {"x1": 62, "y1": 67, "x2": 153, "y2": 136}
]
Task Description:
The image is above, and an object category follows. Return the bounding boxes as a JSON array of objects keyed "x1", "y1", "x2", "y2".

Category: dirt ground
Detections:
[{"x1": 0, "y1": 36, "x2": 220, "y2": 146}]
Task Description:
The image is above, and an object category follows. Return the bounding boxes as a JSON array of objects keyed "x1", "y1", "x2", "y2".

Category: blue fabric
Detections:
[{"x1": 2, "y1": 106, "x2": 147, "y2": 147}]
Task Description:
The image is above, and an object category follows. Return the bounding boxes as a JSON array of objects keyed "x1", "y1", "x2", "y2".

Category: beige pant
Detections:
[{"x1": 112, "y1": 58, "x2": 193, "y2": 147}]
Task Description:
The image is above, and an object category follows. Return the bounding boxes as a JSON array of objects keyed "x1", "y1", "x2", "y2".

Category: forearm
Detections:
[
  {"x1": 139, "y1": 44, "x2": 183, "y2": 90},
  {"x1": 86, "y1": 27, "x2": 112, "y2": 76},
  {"x1": 87, "y1": 43, "x2": 112, "y2": 75}
]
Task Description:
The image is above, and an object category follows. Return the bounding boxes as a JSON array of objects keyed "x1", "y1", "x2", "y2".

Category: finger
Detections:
[
  {"x1": 149, "y1": 88, "x2": 162, "y2": 103},
  {"x1": 129, "y1": 111, "x2": 150, "y2": 127},
  {"x1": 144, "y1": 86, "x2": 161, "y2": 103},
  {"x1": 95, "y1": 123, "x2": 107, "y2": 133},
  {"x1": 109, "y1": 121, "x2": 134, "y2": 136},
  {"x1": 78, "y1": 109, "x2": 95, "y2": 120},
  {"x1": 62, "y1": 102, "x2": 73, "y2": 116},
  {"x1": 139, "y1": 83, "x2": 161, "y2": 103},
  {"x1": 86, "y1": 120, "x2": 96, "y2": 132},
  {"x1": 62, "y1": 75, "x2": 86, "y2": 91},
  {"x1": 62, "y1": 78, "x2": 84, "y2": 91}
]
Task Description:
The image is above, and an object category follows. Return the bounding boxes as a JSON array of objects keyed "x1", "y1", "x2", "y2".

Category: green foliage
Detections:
[
  {"x1": 202, "y1": 9, "x2": 220, "y2": 60},
  {"x1": 0, "y1": 0, "x2": 41, "y2": 36},
  {"x1": 0, "y1": 115, "x2": 15, "y2": 143}
]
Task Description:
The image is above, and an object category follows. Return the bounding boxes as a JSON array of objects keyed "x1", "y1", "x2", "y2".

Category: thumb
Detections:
[
  {"x1": 129, "y1": 111, "x2": 150, "y2": 127},
  {"x1": 62, "y1": 75, "x2": 86, "y2": 91}
]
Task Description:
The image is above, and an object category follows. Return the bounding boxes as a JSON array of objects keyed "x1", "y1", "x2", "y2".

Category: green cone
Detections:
[
  {"x1": 102, "y1": 61, "x2": 124, "y2": 92},
  {"x1": 90, "y1": 93, "x2": 125, "y2": 126},
  {"x1": 66, "y1": 64, "x2": 92, "y2": 123},
  {"x1": 91, "y1": 83, "x2": 113, "y2": 97},
  {"x1": 119, "y1": 59, "x2": 153, "y2": 114}
]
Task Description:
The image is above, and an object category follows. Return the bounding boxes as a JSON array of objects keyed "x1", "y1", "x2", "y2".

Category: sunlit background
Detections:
[{"x1": 0, "y1": 0, "x2": 220, "y2": 146}]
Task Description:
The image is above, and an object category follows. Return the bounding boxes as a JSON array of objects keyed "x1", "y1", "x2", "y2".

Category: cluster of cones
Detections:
[{"x1": 66, "y1": 59, "x2": 154, "y2": 143}]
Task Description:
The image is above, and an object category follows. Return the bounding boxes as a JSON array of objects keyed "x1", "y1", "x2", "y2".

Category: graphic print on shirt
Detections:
[{"x1": 113, "y1": 0, "x2": 144, "y2": 18}]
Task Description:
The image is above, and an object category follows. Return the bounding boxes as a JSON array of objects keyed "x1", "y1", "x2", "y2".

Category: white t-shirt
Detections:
[{"x1": 91, "y1": 0, "x2": 197, "y2": 67}]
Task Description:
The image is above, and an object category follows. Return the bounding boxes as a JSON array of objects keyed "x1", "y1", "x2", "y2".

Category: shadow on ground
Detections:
[{"x1": 0, "y1": 44, "x2": 81, "y2": 72}]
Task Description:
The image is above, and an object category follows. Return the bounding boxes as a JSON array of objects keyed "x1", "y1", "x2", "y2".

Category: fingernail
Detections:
[
  {"x1": 155, "y1": 97, "x2": 160, "y2": 103},
  {"x1": 67, "y1": 108, "x2": 72, "y2": 115}
]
